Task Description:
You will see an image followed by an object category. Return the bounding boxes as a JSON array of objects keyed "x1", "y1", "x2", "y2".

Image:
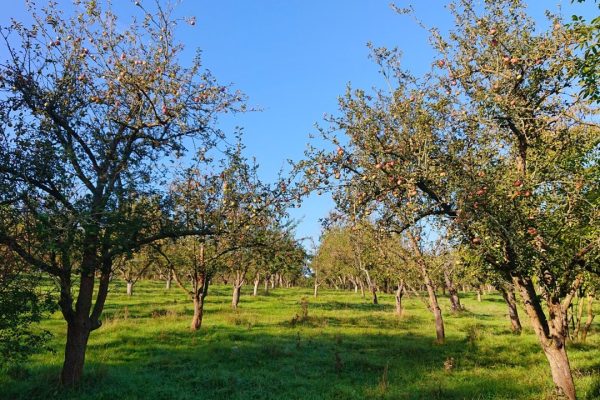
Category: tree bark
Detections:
[
  {"x1": 476, "y1": 287, "x2": 482, "y2": 302},
  {"x1": 407, "y1": 233, "x2": 445, "y2": 343},
  {"x1": 443, "y1": 268, "x2": 462, "y2": 312},
  {"x1": 426, "y1": 280, "x2": 445, "y2": 343},
  {"x1": 60, "y1": 319, "x2": 91, "y2": 386},
  {"x1": 190, "y1": 293, "x2": 205, "y2": 330},
  {"x1": 542, "y1": 341, "x2": 576, "y2": 400},
  {"x1": 580, "y1": 293, "x2": 594, "y2": 342},
  {"x1": 59, "y1": 251, "x2": 109, "y2": 386},
  {"x1": 232, "y1": 284, "x2": 241, "y2": 309},
  {"x1": 573, "y1": 294, "x2": 584, "y2": 339},
  {"x1": 395, "y1": 281, "x2": 405, "y2": 316},
  {"x1": 498, "y1": 284, "x2": 522, "y2": 334},
  {"x1": 514, "y1": 275, "x2": 576, "y2": 400},
  {"x1": 126, "y1": 280, "x2": 133, "y2": 296},
  {"x1": 165, "y1": 271, "x2": 172, "y2": 290},
  {"x1": 190, "y1": 276, "x2": 209, "y2": 331},
  {"x1": 231, "y1": 271, "x2": 244, "y2": 309},
  {"x1": 253, "y1": 273, "x2": 260, "y2": 296}
]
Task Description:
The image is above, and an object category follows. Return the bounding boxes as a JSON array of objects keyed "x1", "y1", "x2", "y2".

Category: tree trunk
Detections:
[
  {"x1": 498, "y1": 284, "x2": 522, "y2": 334},
  {"x1": 190, "y1": 275, "x2": 209, "y2": 331},
  {"x1": 395, "y1": 282, "x2": 405, "y2": 316},
  {"x1": 126, "y1": 280, "x2": 133, "y2": 296},
  {"x1": 59, "y1": 251, "x2": 111, "y2": 387},
  {"x1": 426, "y1": 280, "x2": 445, "y2": 343},
  {"x1": 514, "y1": 275, "x2": 576, "y2": 400},
  {"x1": 253, "y1": 274, "x2": 260, "y2": 296},
  {"x1": 60, "y1": 319, "x2": 91, "y2": 386},
  {"x1": 264, "y1": 277, "x2": 269, "y2": 294},
  {"x1": 314, "y1": 282, "x2": 319, "y2": 298},
  {"x1": 573, "y1": 294, "x2": 584, "y2": 338},
  {"x1": 190, "y1": 293, "x2": 205, "y2": 330},
  {"x1": 407, "y1": 233, "x2": 445, "y2": 343},
  {"x1": 443, "y1": 268, "x2": 462, "y2": 312},
  {"x1": 359, "y1": 280, "x2": 365, "y2": 298},
  {"x1": 371, "y1": 285, "x2": 378, "y2": 305},
  {"x1": 165, "y1": 272, "x2": 172, "y2": 290},
  {"x1": 542, "y1": 344, "x2": 575, "y2": 400},
  {"x1": 231, "y1": 271, "x2": 244, "y2": 309},
  {"x1": 580, "y1": 293, "x2": 594, "y2": 342},
  {"x1": 232, "y1": 284, "x2": 241, "y2": 309},
  {"x1": 477, "y1": 287, "x2": 482, "y2": 302}
]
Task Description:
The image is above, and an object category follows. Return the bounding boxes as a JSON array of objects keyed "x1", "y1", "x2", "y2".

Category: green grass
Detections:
[{"x1": 2, "y1": 281, "x2": 599, "y2": 399}]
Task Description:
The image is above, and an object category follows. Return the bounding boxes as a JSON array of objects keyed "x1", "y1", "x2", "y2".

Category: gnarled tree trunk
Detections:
[
  {"x1": 443, "y1": 268, "x2": 462, "y2": 312},
  {"x1": 514, "y1": 275, "x2": 575, "y2": 400},
  {"x1": 60, "y1": 254, "x2": 110, "y2": 386},
  {"x1": 61, "y1": 318, "x2": 91, "y2": 386},
  {"x1": 190, "y1": 275, "x2": 209, "y2": 331}
]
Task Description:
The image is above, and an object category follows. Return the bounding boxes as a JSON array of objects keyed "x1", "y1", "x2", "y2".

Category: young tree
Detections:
[{"x1": 0, "y1": 1, "x2": 240, "y2": 385}]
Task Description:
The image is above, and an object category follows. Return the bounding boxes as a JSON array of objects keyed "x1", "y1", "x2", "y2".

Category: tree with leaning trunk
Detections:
[
  {"x1": 430, "y1": 2, "x2": 599, "y2": 396},
  {"x1": 0, "y1": 1, "x2": 241, "y2": 385},
  {"x1": 299, "y1": 1, "x2": 598, "y2": 396}
]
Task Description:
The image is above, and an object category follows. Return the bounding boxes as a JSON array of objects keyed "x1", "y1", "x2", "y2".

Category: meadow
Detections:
[{"x1": 2, "y1": 282, "x2": 599, "y2": 400}]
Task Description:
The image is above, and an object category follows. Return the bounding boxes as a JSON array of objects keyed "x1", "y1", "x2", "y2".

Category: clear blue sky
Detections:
[{"x1": 1, "y1": 1, "x2": 597, "y2": 247}]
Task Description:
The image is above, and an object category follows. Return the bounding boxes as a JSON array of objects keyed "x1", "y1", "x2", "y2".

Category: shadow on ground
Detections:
[{"x1": 5, "y1": 324, "x2": 545, "y2": 400}]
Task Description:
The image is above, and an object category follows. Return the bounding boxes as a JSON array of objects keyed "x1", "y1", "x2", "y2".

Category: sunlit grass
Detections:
[{"x1": 2, "y1": 281, "x2": 599, "y2": 399}]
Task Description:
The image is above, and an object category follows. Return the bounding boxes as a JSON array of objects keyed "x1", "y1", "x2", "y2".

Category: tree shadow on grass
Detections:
[{"x1": 3, "y1": 323, "x2": 556, "y2": 400}]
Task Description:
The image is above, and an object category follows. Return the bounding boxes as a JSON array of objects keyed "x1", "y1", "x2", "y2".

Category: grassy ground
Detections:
[{"x1": 1, "y1": 281, "x2": 599, "y2": 400}]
